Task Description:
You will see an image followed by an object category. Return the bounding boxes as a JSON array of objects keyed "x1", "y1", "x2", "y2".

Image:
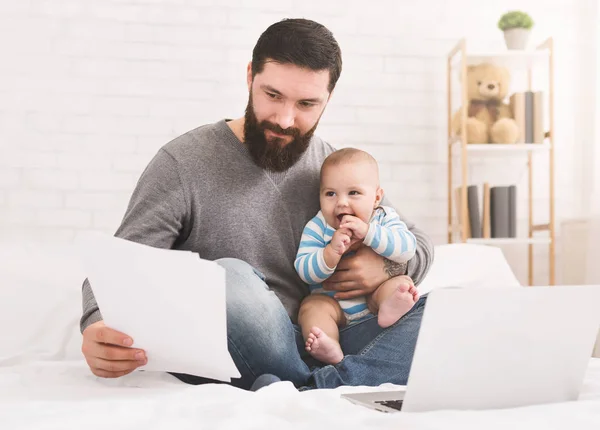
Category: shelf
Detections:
[
  {"x1": 450, "y1": 49, "x2": 550, "y2": 70},
  {"x1": 465, "y1": 238, "x2": 551, "y2": 245},
  {"x1": 466, "y1": 143, "x2": 549, "y2": 152},
  {"x1": 450, "y1": 141, "x2": 550, "y2": 155},
  {"x1": 446, "y1": 37, "x2": 555, "y2": 285}
]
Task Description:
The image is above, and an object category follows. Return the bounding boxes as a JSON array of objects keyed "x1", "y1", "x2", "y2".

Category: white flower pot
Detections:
[{"x1": 503, "y1": 28, "x2": 530, "y2": 50}]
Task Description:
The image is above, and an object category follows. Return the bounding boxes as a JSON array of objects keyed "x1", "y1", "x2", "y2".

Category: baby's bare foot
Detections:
[
  {"x1": 378, "y1": 283, "x2": 419, "y2": 328},
  {"x1": 305, "y1": 326, "x2": 343, "y2": 365}
]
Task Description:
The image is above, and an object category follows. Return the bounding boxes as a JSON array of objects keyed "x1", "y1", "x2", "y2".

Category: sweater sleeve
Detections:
[
  {"x1": 294, "y1": 212, "x2": 335, "y2": 285},
  {"x1": 80, "y1": 148, "x2": 188, "y2": 333},
  {"x1": 363, "y1": 208, "x2": 417, "y2": 264},
  {"x1": 378, "y1": 197, "x2": 434, "y2": 287}
]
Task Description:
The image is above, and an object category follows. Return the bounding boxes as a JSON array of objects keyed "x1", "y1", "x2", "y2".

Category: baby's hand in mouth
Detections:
[
  {"x1": 337, "y1": 213, "x2": 354, "y2": 223},
  {"x1": 339, "y1": 215, "x2": 368, "y2": 240}
]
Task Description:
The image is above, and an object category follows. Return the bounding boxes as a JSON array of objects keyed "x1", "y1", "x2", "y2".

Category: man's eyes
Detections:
[{"x1": 265, "y1": 92, "x2": 315, "y2": 108}]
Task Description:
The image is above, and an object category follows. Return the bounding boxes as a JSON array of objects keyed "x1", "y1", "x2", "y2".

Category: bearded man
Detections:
[{"x1": 79, "y1": 18, "x2": 434, "y2": 391}]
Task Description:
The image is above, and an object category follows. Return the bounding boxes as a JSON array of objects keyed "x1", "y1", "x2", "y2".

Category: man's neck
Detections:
[{"x1": 227, "y1": 117, "x2": 245, "y2": 144}]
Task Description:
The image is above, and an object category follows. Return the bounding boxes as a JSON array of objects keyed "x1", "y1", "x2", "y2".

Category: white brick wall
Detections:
[{"x1": 0, "y1": 0, "x2": 596, "y2": 286}]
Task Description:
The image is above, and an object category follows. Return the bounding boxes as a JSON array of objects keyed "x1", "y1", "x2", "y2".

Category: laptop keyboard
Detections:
[{"x1": 374, "y1": 400, "x2": 404, "y2": 411}]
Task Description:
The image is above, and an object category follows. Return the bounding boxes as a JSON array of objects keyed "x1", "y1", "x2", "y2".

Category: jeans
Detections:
[{"x1": 170, "y1": 258, "x2": 427, "y2": 390}]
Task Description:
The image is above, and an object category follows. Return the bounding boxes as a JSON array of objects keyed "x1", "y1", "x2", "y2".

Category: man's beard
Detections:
[{"x1": 243, "y1": 95, "x2": 318, "y2": 172}]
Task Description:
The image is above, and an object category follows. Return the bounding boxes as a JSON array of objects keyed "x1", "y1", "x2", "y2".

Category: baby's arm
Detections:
[
  {"x1": 295, "y1": 213, "x2": 355, "y2": 284},
  {"x1": 294, "y1": 214, "x2": 337, "y2": 285},
  {"x1": 363, "y1": 208, "x2": 417, "y2": 264}
]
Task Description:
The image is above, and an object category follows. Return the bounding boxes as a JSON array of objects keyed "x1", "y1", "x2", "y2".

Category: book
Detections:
[
  {"x1": 508, "y1": 185, "x2": 517, "y2": 238},
  {"x1": 490, "y1": 186, "x2": 510, "y2": 238},
  {"x1": 467, "y1": 185, "x2": 482, "y2": 238},
  {"x1": 509, "y1": 91, "x2": 544, "y2": 144},
  {"x1": 482, "y1": 183, "x2": 491, "y2": 238},
  {"x1": 510, "y1": 92, "x2": 526, "y2": 143},
  {"x1": 525, "y1": 91, "x2": 534, "y2": 143},
  {"x1": 489, "y1": 185, "x2": 518, "y2": 238}
]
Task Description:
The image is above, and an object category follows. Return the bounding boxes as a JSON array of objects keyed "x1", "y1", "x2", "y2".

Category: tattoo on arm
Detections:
[{"x1": 384, "y1": 259, "x2": 407, "y2": 278}]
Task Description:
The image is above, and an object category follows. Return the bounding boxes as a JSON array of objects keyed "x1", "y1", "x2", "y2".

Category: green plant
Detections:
[{"x1": 497, "y1": 11, "x2": 534, "y2": 31}]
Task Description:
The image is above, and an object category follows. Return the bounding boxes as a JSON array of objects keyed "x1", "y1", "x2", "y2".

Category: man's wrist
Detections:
[
  {"x1": 80, "y1": 309, "x2": 103, "y2": 334},
  {"x1": 383, "y1": 258, "x2": 407, "y2": 278}
]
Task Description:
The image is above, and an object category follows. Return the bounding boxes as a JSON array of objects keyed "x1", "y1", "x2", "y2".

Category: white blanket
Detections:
[
  {"x1": 1, "y1": 241, "x2": 600, "y2": 429},
  {"x1": 1, "y1": 359, "x2": 600, "y2": 429}
]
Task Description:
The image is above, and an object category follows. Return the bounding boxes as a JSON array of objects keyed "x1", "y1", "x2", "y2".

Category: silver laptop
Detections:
[{"x1": 342, "y1": 285, "x2": 600, "y2": 413}]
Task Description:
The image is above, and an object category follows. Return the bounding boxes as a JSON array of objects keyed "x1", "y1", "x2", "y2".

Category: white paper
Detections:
[
  {"x1": 76, "y1": 232, "x2": 240, "y2": 382},
  {"x1": 417, "y1": 243, "x2": 521, "y2": 295}
]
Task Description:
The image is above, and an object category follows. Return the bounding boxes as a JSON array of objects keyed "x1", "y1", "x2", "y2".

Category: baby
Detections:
[{"x1": 294, "y1": 148, "x2": 419, "y2": 365}]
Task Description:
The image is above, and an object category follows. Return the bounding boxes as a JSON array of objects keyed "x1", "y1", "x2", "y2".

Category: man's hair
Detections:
[
  {"x1": 320, "y1": 148, "x2": 380, "y2": 182},
  {"x1": 251, "y1": 18, "x2": 342, "y2": 93}
]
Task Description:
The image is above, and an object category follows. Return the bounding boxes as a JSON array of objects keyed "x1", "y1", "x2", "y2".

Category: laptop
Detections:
[{"x1": 342, "y1": 285, "x2": 600, "y2": 413}]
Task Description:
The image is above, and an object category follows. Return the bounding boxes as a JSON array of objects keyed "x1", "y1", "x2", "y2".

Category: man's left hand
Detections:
[{"x1": 322, "y1": 246, "x2": 390, "y2": 300}]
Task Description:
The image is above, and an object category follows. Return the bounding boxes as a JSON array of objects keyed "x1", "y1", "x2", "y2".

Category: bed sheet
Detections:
[
  {"x1": 1, "y1": 241, "x2": 599, "y2": 428},
  {"x1": 1, "y1": 359, "x2": 599, "y2": 430}
]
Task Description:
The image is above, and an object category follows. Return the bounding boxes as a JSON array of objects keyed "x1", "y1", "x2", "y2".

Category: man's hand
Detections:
[
  {"x1": 81, "y1": 321, "x2": 147, "y2": 378},
  {"x1": 323, "y1": 245, "x2": 390, "y2": 300},
  {"x1": 339, "y1": 215, "x2": 369, "y2": 241}
]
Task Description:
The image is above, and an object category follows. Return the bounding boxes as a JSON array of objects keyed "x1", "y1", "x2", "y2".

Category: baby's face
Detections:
[{"x1": 320, "y1": 160, "x2": 382, "y2": 229}]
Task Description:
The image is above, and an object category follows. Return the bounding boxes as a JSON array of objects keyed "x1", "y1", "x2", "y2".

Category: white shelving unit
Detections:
[
  {"x1": 449, "y1": 139, "x2": 551, "y2": 154},
  {"x1": 450, "y1": 49, "x2": 549, "y2": 70},
  {"x1": 466, "y1": 238, "x2": 552, "y2": 245},
  {"x1": 447, "y1": 38, "x2": 555, "y2": 286}
]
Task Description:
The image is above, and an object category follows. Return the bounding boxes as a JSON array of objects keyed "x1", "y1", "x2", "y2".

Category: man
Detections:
[{"x1": 80, "y1": 18, "x2": 434, "y2": 391}]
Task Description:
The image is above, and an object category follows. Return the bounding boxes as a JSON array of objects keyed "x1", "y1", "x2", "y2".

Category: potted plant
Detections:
[{"x1": 497, "y1": 11, "x2": 534, "y2": 50}]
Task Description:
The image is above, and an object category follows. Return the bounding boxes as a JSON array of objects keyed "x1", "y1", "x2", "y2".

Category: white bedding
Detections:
[
  {"x1": 1, "y1": 359, "x2": 600, "y2": 429},
  {"x1": 1, "y1": 241, "x2": 600, "y2": 429}
]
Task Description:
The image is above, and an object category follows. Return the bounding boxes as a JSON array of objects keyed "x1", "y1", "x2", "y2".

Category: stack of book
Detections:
[
  {"x1": 455, "y1": 184, "x2": 517, "y2": 238},
  {"x1": 509, "y1": 91, "x2": 544, "y2": 143}
]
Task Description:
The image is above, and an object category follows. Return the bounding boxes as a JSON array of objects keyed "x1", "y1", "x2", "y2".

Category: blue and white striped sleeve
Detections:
[
  {"x1": 294, "y1": 212, "x2": 336, "y2": 285},
  {"x1": 363, "y1": 208, "x2": 417, "y2": 264}
]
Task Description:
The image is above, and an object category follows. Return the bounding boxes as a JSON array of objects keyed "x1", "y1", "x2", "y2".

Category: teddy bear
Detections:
[{"x1": 451, "y1": 62, "x2": 519, "y2": 144}]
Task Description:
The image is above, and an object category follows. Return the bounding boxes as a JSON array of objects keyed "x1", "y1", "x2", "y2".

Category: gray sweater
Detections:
[{"x1": 80, "y1": 119, "x2": 434, "y2": 331}]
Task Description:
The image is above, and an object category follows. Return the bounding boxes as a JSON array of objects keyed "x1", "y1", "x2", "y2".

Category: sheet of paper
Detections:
[
  {"x1": 417, "y1": 243, "x2": 521, "y2": 295},
  {"x1": 76, "y1": 232, "x2": 240, "y2": 382}
]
